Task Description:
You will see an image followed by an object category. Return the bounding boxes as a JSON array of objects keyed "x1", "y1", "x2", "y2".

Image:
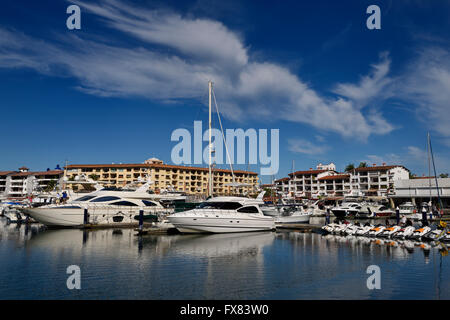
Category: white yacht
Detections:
[
  {"x1": 21, "y1": 181, "x2": 173, "y2": 227},
  {"x1": 331, "y1": 202, "x2": 361, "y2": 218},
  {"x1": 274, "y1": 206, "x2": 312, "y2": 224},
  {"x1": 167, "y1": 196, "x2": 275, "y2": 233}
]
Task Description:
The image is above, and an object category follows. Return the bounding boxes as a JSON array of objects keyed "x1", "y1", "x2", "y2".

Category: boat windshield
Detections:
[
  {"x1": 90, "y1": 196, "x2": 122, "y2": 202},
  {"x1": 74, "y1": 195, "x2": 96, "y2": 202},
  {"x1": 196, "y1": 202, "x2": 242, "y2": 210}
]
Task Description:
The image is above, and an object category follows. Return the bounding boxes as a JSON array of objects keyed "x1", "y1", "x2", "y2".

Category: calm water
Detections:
[{"x1": 0, "y1": 217, "x2": 448, "y2": 300}]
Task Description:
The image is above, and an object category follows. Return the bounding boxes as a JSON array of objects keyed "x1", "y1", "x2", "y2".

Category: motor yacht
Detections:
[
  {"x1": 167, "y1": 196, "x2": 275, "y2": 233},
  {"x1": 21, "y1": 181, "x2": 172, "y2": 227},
  {"x1": 274, "y1": 206, "x2": 312, "y2": 224},
  {"x1": 373, "y1": 205, "x2": 395, "y2": 217},
  {"x1": 331, "y1": 202, "x2": 361, "y2": 219}
]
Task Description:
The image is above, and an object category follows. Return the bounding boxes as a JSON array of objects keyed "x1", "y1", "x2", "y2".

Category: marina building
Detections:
[
  {"x1": 275, "y1": 163, "x2": 410, "y2": 199},
  {"x1": 0, "y1": 167, "x2": 64, "y2": 198},
  {"x1": 64, "y1": 158, "x2": 259, "y2": 196},
  {"x1": 389, "y1": 177, "x2": 450, "y2": 208}
]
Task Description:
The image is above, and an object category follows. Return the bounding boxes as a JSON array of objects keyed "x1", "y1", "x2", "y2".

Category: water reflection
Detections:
[{"x1": 0, "y1": 217, "x2": 448, "y2": 299}]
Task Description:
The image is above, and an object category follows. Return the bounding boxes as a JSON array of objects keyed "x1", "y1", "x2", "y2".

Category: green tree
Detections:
[
  {"x1": 345, "y1": 163, "x2": 355, "y2": 172},
  {"x1": 44, "y1": 179, "x2": 57, "y2": 192},
  {"x1": 358, "y1": 162, "x2": 368, "y2": 168},
  {"x1": 439, "y1": 173, "x2": 449, "y2": 178}
]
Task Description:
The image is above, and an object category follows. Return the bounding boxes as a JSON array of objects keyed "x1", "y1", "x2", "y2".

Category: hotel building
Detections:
[
  {"x1": 275, "y1": 163, "x2": 410, "y2": 199},
  {"x1": 0, "y1": 167, "x2": 64, "y2": 198},
  {"x1": 64, "y1": 158, "x2": 259, "y2": 196}
]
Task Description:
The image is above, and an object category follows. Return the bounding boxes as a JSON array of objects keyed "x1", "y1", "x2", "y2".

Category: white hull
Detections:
[
  {"x1": 168, "y1": 215, "x2": 275, "y2": 233},
  {"x1": 21, "y1": 207, "x2": 167, "y2": 227},
  {"x1": 275, "y1": 213, "x2": 311, "y2": 224}
]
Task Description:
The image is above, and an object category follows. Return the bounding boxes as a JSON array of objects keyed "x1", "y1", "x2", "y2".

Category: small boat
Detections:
[
  {"x1": 422, "y1": 224, "x2": 447, "y2": 242},
  {"x1": 379, "y1": 225, "x2": 402, "y2": 238},
  {"x1": 368, "y1": 225, "x2": 386, "y2": 237},
  {"x1": 374, "y1": 205, "x2": 394, "y2": 217},
  {"x1": 3, "y1": 208, "x2": 23, "y2": 223},
  {"x1": 321, "y1": 223, "x2": 340, "y2": 234},
  {"x1": 333, "y1": 222, "x2": 352, "y2": 235},
  {"x1": 392, "y1": 226, "x2": 416, "y2": 239},
  {"x1": 355, "y1": 224, "x2": 374, "y2": 236},
  {"x1": 441, "y1": 231, "x2": 450, "y2": 243},
  {"x1": 408, "y1": 226, "x2": 432, "y2": 240},
  {"x1": 343, "y1": 223, "x2": 362, "y2": 236}
]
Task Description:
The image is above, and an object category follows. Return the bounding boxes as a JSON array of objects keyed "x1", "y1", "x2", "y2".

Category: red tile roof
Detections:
[
  {"x1": 288, "y1": 169, "x2": 328, "y2": 176},
  {"x1": 65, "y1": 163, "x2": 257, "y2": 175},
  {"x1": 318, "y1": 174, "x2": 350, "y2": 181},
  {"x1": 353, "y1": 165, "x2": 408, "y2": 172},
  {"x1": 275, "y1": 177, "x2": 289, "y2": 182},
  {"x1": 8, "y1": 170, "x2": 63, "y2": 177},
  {"x1": 0, "y1": 171, "x2": 14, "y2": 176}
]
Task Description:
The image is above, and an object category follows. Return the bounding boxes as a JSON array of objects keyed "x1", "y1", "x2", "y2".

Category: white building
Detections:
[
  {"x1": 349, "y1": 165, "x2": 410, "y2": 197},
  {"x1": 390, "y1": 177, "x2": 450, "y2": 208},
  {"x1": 0, "y1": 167, "x2": 63, "y2": 199},
  {"x1": 275, "y1": 163, "x2": 410, "y2": 199}
]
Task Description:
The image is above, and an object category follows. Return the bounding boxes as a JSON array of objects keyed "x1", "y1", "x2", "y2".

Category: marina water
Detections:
[{"x1": 0, "y1": 218, "x2": 448, "y2": 299}]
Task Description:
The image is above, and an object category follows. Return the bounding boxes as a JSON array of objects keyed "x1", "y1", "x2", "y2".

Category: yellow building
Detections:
[{"x1": 64, "y1": 158, "x2": 259, "y2": 196}]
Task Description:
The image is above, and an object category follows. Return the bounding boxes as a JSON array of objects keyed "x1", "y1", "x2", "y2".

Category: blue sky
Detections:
[{"x1": 0, "y1": 0, "x2": 449, "y2": 183}]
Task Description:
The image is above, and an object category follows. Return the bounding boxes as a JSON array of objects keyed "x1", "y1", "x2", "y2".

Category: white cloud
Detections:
[
  {"x1": 401, "y1": 47, "x2": 450, "y2": 141},
  {"x1": 333, "y1": 52, "x2": 393, "y2": 108},
  {"x1": 0, "y1": 0, "x2": 396, "y2": 141},
  {"x1": 288, "y1": 139, "x2": 328, "y2": 155}
]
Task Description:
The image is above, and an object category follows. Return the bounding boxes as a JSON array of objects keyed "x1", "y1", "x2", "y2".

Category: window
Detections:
[
  {"x1": 74, "y1": 195, "x2": 96, "y2": 202},
  {"x1": 196, "y1": 202, "x2": 242, "y2": 210},
  {"x1": 90, "y1": 196, "x2": 121, "y2": 202},
  {"x1": 142, "y1": 200, "x2": 158, "y2": 207},
  {"x1": 110, "y1": 201, "x2": 138, "y2": 206},
  {"x1": 237, "y1": 206, "x2": 259, "y2": 213}
]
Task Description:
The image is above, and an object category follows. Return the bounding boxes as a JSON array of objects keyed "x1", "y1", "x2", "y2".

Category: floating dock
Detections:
[{"x1": 276, "y1": 223, "x2": 323, "y2": 232}]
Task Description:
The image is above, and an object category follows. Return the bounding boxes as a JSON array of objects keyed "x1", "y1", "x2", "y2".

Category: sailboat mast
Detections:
[
  {"x1": 428, "y1": 132, "x2": 432, "y2": 205},
  {"x1": 208, "y1": 81, "x2": 213, "y2": 197},
  {"x1": 428, "y1": 133, "x2": 444, "y2": 210}
]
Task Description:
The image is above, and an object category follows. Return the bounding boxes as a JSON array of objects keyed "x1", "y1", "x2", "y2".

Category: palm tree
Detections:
[
  {"x1": 345, "y1": 163, "x2": 355, "y2": 172},
  {"x1": 358, "y1": 162, "x2": 368, "y2": 168}
]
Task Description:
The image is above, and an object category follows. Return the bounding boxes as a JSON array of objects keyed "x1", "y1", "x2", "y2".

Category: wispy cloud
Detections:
[
  {"x1": 400, "y1": 47, "x2": 450, "y2": 143},
  {"x1": 288, "y1": 139, "x2": 328, "y2": 155},
  {"x1": 333, "y1": 52, "x2": 394, "y2": 109},
  {"x1": 0, "y1": 0, "x2": 396, "y2": 141}
]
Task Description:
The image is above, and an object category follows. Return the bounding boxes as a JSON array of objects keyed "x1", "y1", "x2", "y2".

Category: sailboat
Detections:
[{"x1": 167, "y1": 81, "x2": 275, "y2": 233}]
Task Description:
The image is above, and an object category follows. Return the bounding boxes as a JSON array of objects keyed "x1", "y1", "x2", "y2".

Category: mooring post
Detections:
[
  {"x1": 83, "y1": 208, "x2": 89, "y2": 225},
  {"x1": 139, "y1": 209, "x2": 144, "y2": 231}
]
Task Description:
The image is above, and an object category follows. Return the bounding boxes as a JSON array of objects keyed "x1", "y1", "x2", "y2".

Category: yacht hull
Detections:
[
  {"x1": 275, "y1": 214, "x2": 311, "y2": 224},
  {"x1": 168, "y1": 215, "x2": 275, "y2": 233},
  {"x1": 22, "y1": 207, "x2": 141, "y2": 227}
]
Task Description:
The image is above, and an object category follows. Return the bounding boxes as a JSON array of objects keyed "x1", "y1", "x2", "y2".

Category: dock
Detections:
[{"x1": 276, "y1": 223, "x2": 323, "y2": 233}]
